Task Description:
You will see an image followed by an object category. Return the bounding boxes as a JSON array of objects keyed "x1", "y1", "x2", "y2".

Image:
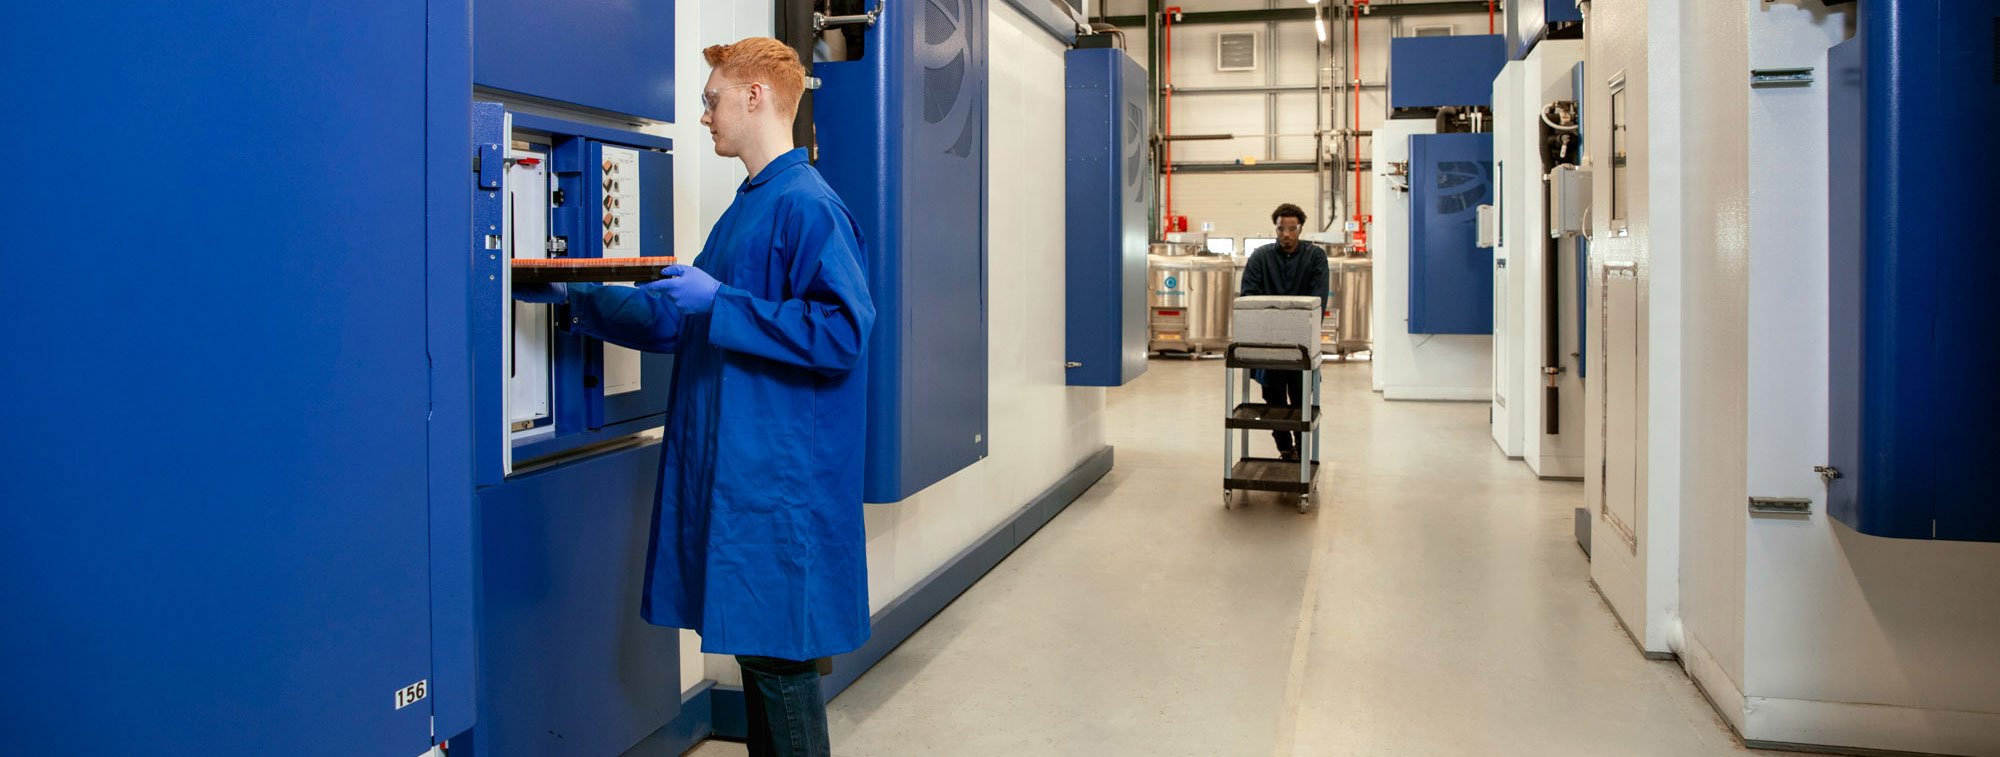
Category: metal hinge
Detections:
[
  {"x1": 1749, "y1": 496, "x2": 1812, "y2": 515},
  {"x1": 1750, "y1": 67, "x2": 1814, "y2": 88}
]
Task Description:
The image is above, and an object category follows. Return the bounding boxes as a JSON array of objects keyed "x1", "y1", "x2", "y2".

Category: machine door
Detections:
[
  {"x1": 1599, "y1": 263, "x2": 1641, "y2": 550},
  {"x1": 1407, "y1": 133, "x2": 1496, "y2": 335}
]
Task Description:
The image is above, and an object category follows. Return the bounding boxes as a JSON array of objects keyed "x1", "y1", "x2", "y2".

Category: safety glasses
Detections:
[{"x1": 701, "y1": 82, "x2": 766, "y2": 113}]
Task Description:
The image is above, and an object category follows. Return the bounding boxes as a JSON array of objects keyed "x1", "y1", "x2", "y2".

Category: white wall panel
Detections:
[
  {"x1": 1369, "y1": 118, "x2": 1490, "y2": 400},
  {"x1": 1515, "y1": 40, "x2": 1586, "y2": 479},
  {"x1": 1169, "y1": 172, "x2": 1319, "y2": 244},
  {"x1": 1733, "y1": 2, "x2": 2000, "y2": 752},
  {"x1": 1585, "y1": 0, "x2": 1684, "y2": 662},
  {"x1": 1490, "y1": 60, "x2": 1526, "y2": 458}
]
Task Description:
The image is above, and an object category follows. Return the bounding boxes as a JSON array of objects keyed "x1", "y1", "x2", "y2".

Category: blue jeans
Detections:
[{"x1": 737, "y1": 655, "x2": 830, "y2": 757}]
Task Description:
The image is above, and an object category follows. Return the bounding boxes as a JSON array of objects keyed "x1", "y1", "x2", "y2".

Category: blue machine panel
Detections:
[
  {"x1": 816, "y1": 0, "x2": 991, "y2": 503},
  {"x1": 461, "y1": 442, "x2": 680, "y2": 756},
  {"x1": 1408, "y1": 133, "x2": 1496, "y2": 335},
  {"x1": 1389, "y1": 35, "x2": 1508, "y2": 109},
  {"x1": 1826, "y1": 1, "x2": 2000, "y2": 543},
  {"x1": 1064, "y1": 48, "x2": 1151, "y2": 388},
  {"x1": 1506, "y1": 0, "x2": 1583, "y2": 59},
  {"x1": 475, "y1": 0, "x2": 677, "y2": 122},
  {"x1": 2, "y1": 4, "x2": 437, "y2": 754}
]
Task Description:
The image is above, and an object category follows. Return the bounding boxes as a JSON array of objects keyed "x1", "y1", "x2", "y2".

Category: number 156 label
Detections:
[{"x1": 395, "y1": 680, "x2": 428, "y2": 710}]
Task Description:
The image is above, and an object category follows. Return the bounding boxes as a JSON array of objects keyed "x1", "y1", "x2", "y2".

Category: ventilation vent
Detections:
[
  {"x1": 1217, "y1": 32, "x2": 1256, "y2": 72},
  {"x1": 920, "y1": 0, "x2": 976, "y2": 158},
  {"x1": 1124, "y1": 101, "x2": 1147, "y2": 195},
  {"x1": 1436, "y1": 161, "x2": 1489, "y2": 215},
  {"x1": 924, "y1": 54, "x2": 965, "y2": 122}
]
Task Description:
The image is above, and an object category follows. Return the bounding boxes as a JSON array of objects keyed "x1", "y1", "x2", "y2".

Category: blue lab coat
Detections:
[{"x1": 561, "y1": 148, "x2": 875, "y2": 661}]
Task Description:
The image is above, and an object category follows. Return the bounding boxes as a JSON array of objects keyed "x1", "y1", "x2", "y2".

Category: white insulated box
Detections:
[{"x1": 1233, "y1": 296, "x2": 1323, "y2": 363}]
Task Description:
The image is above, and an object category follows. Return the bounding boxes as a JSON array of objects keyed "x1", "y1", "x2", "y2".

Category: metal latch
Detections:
[
  {"x1": 1814, "y1": 465, "x2": 1841, "y2": 483},
  {"x1": 1750, "y1": 67, "x2": 1814, "y2": 88},
  {"x1": 1749, "y1": 497, "x2": 1812, "y2": 515}
]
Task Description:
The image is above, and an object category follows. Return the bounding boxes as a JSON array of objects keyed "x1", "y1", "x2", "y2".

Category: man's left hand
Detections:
[{"x1": 641, "y1": 264, "x2": 723, "y2": 314}]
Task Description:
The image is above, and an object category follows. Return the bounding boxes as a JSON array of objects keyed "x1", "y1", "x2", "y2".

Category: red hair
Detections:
[{"x1": 702, "y1": 37, "x2": 807, "y2": 118}]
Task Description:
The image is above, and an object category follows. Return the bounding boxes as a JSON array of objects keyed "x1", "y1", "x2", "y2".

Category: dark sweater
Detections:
[{"x1": 1240, "y1": 242, "x2": 1330, "y2": 310}]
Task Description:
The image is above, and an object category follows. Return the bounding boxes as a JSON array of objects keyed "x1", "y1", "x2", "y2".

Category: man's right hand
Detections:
[{"x1": 513, "y1": 282, "x2": 568, "y2": 304}]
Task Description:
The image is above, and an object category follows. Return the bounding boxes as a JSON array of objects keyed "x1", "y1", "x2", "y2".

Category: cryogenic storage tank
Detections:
[{"x1": 1329, "y1": 256, "x2": 1373, "y2": 357}]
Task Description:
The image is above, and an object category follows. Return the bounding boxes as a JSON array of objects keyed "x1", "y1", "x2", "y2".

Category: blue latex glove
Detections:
[
  {"x1": 513, "y1": 281, "x2": 568, "y2": 304},
  {"x1": 641, "y1": 264, "x2": 722, "y2": 315}
]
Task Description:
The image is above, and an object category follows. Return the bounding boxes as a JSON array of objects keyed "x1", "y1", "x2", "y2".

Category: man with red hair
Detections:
[{"x1": 515, "y1": 37, "x2": 872, "y2": 756}]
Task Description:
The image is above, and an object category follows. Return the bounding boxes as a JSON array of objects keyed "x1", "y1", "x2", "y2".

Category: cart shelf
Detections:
[
  {"x1": 1227, "y1": 403, "x2": 1322, "y2": 432},
  {"x1": 1226, "y1": 457, "x2": 1321, "y2": 494}
]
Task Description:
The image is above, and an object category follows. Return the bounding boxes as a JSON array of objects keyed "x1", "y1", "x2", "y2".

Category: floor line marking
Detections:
[{"x1": 1272, "y1": 478, "x2": 1337, "y2": 757}]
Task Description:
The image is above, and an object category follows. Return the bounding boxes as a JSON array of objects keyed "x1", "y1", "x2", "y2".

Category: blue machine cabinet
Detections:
[
  {"x1": 1408, "y1": 133, "x2": 1496, "y2": 335},
  {"x1": 5, "y1": 1, "x2": 688, "y2": 753},
  {"x1": 1826, "y1": 0, "x2": 2000, "y2": 542},
  {"x1": 1064, "y1": 48, "x2": 1151, "y2": 388},
  {"x1": 2, "y1": 4, "x2": 445, "y2": 754},
  {"x1": 816, "y1": 0, "x2": 991, "y2": 503},
  {"x1": 1389, "y1": 35, "x2": 1508, "y2": 110}
]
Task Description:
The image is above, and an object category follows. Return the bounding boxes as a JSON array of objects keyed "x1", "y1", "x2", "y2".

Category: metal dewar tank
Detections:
[
  {"x1": 1147, "y1": 252, "x2": 1195, "y2": 352},
  {"x1": 1148, "y1": 246, "x2": 1239, "y2": 356},
  {"x1": 1328, "y1": 255, "x2": 1373, "y2": 357}
]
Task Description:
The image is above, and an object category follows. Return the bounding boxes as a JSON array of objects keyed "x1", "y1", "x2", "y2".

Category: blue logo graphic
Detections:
[{"x1": 1164, "y1": 276, "x2": 1179, "y2": 289}]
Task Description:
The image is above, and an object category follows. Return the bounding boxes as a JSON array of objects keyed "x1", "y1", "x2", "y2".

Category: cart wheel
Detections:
[
  {"x1": 1297, "y1": 496, "x2": 1312, "y2": 514},
  {"x1": 1222, "y1": 491, "x2": 1232, "y2": 510}
]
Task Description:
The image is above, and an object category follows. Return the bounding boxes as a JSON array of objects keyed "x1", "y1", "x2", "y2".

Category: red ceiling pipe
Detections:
[
  {"x1": 1489, "y1": 0, "x2": 1496, "y2": 34},
  {"x1": 1352, "y1": 1, "x2": 1364, "y2": 232},
  {"x1": 1164, "y1": 6, "x2": 1179, "y2": 230}
]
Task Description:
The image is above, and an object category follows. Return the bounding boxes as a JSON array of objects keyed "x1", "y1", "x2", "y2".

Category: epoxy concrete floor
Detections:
[{"x1": 691, "y1": 358, "x2": 1796, "y2": 756}]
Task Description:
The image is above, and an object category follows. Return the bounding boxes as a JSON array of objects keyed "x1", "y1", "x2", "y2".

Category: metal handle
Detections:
[
  {"x1": 1226, "y1": 342, "x2": 1314, "y2": 370},
  {"x1": 815, "y1": 0, "x2": 882, "y2": 32}
]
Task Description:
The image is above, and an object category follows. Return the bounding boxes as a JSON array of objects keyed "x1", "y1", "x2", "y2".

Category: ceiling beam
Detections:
[{"x1": 1103, "y1": 2, "x2": 1492, "y2": 29}]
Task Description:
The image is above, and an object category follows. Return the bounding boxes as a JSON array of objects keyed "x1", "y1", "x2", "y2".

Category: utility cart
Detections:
[{"x1": 1222, "y1": 296, "x2": 1324, "y2": 513}]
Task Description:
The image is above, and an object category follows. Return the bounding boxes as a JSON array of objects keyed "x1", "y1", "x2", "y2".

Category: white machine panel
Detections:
[
  {"x1": 505, "y1": 149, "x2": 554, "y2": 438},
  {"x1": 599, "y1": 145, "x2": 642, "y2": 255},
  {"x1": 1549, "y1": 165, "x2": 1591, "y2": 237},
  {"x1": 1476, "y1": 204, "x2": 1499, "y2": 248},
  {"x1": 598, "y1": 145, "x2": 644, "y2": 396}
]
